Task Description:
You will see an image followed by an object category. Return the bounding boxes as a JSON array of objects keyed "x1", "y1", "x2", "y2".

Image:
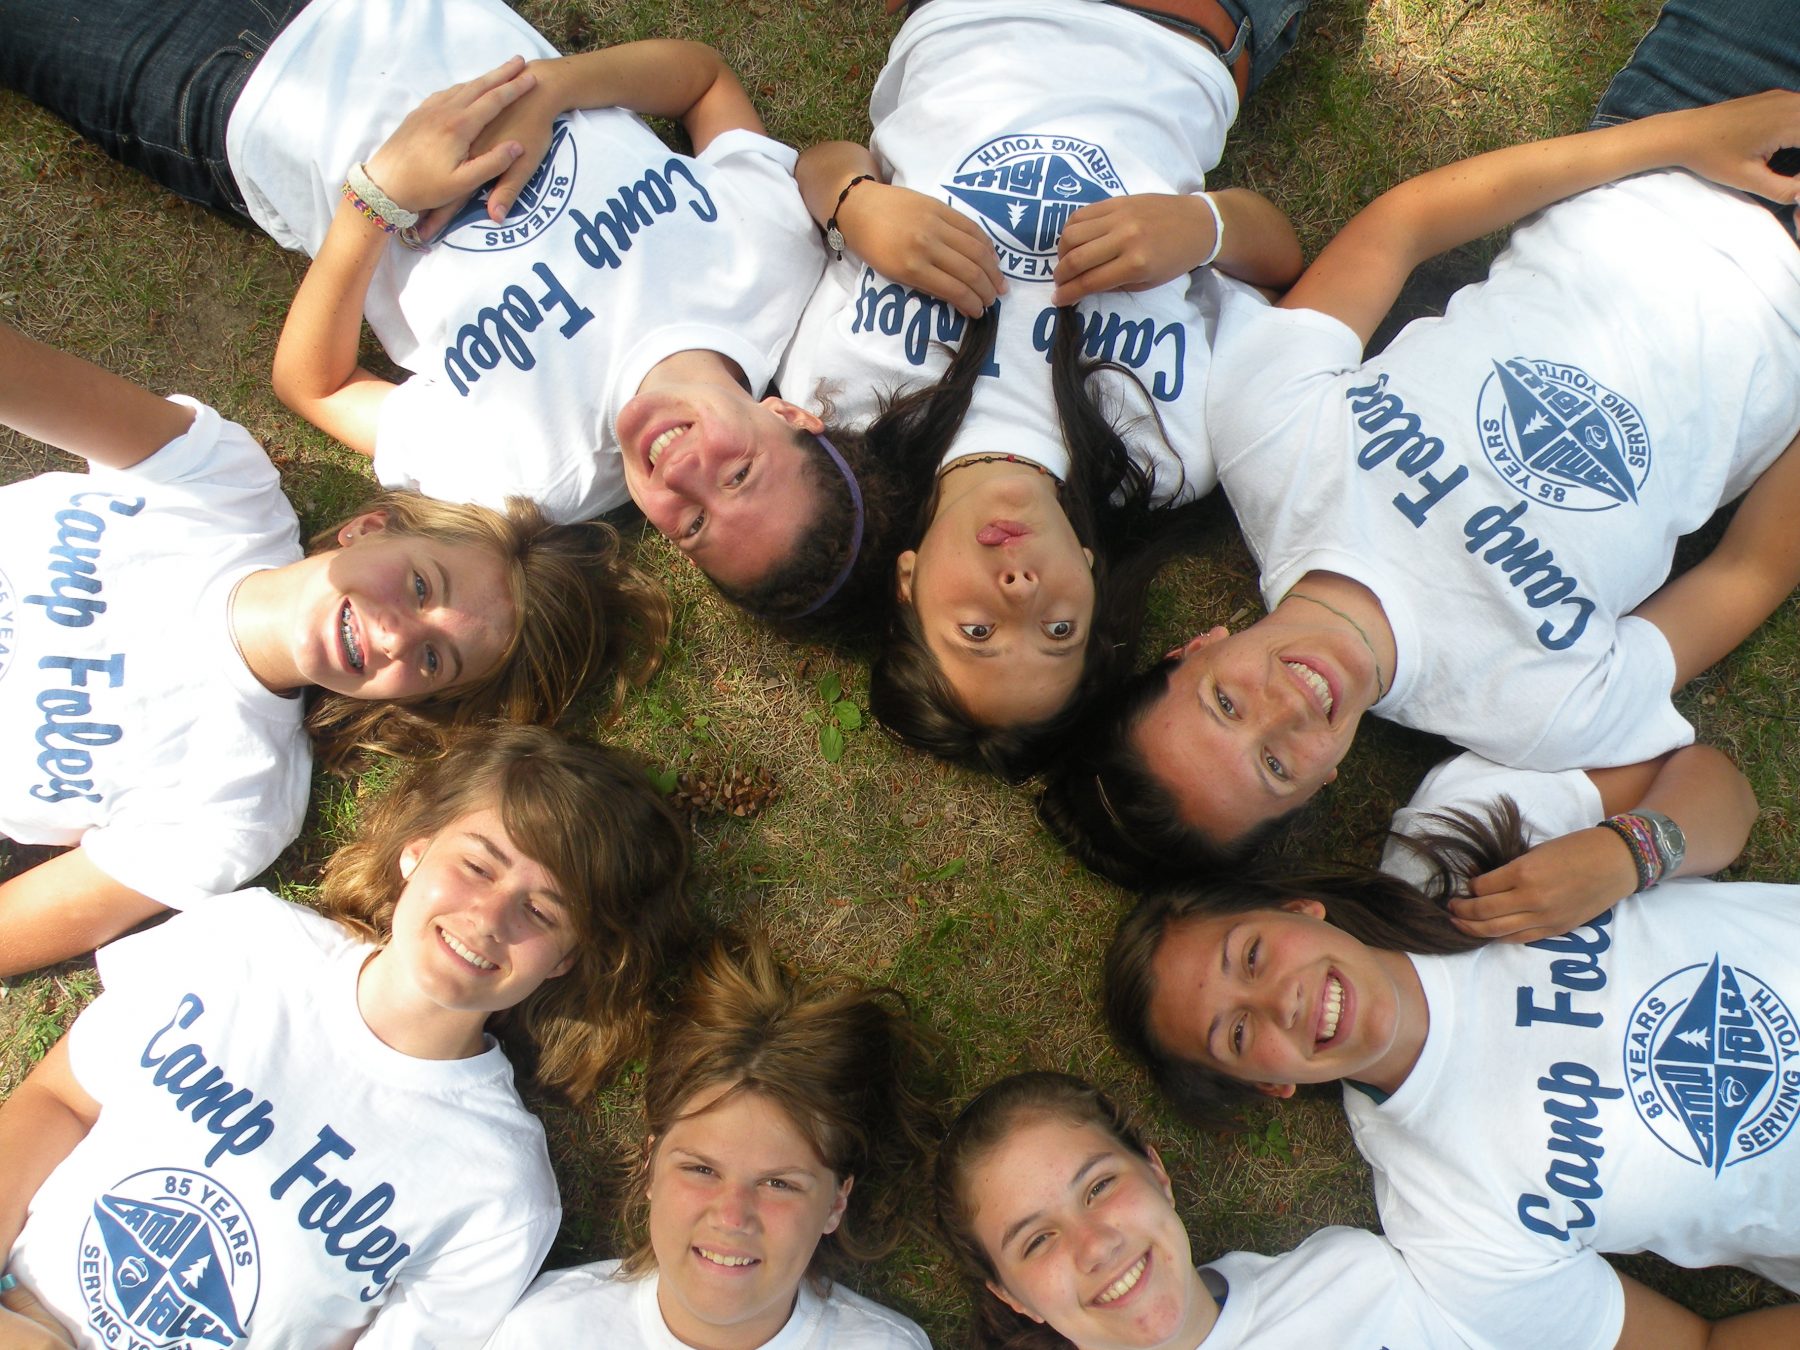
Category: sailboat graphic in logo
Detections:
[
  {"x1": 1626, "y1": 957, "x2": 1800, "y2": 1175},
  {"x1": 1475, "y1": 357, "x2": 1651, "y2": 512},
  {"x1": 80, "y1": 1169, "x2": 259, "y2": 1348},
  {"x1": 944, "y1": 135, "x2": 1124, "y2": 280}
]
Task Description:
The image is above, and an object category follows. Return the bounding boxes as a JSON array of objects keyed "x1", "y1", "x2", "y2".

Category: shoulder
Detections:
[
  {"x1": 809, "y1": 1281, "x2": 932, "y2": 1350},
  {"x1": 487, "y1": 1261, "x2": 637, "y2": 1347}
]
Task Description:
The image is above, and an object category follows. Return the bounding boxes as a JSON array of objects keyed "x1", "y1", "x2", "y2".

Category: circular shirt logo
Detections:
[
  {"x1": 1624, "y1": 957, "x2": 1800, "y2": 1174},
  {"x1": 1475, "y1": 357, "x2": 1651, "y2": 512},
  {"x1": 78, "y1": 1167, "x2": 261, "y2": 1348},
  {"x1": 942, "y1": 133, "x2": 1123, "y2": 281},
  {"x1": 437, "y1": 120, "x2": 578, "y2": 253}
]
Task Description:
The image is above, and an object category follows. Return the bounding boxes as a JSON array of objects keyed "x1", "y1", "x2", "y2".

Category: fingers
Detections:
[
  {"x1": 1051, "y1": 257, "x2": 1139, "y2": 307},
  {"x1": 934, "y1": 209, "x2": 1006, "y2": 309},
  {"x1": 1447, "y1": 897, "x2": 1558, "y2": 944}
]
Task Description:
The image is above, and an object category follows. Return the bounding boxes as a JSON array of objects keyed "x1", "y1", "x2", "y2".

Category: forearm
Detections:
[
  {"x1": 1208, "y1": 188, "x2": 1302, "y2": 290},
  {"x1": 533, "y1": 41, "x2": 759, "y2": 150},
  {"x1": 0, "y1": 322, "x2": 193, "y2": 470},
  {"x1": 270, "y1": 201, "x2": 396, "y2": 454},
  {"x1": 796, "y1": 142, "x2": 880, "y2": 228},
  {"x1": 0, "y1": 849, "x2": 166, "y2": 979},
  {"x1": 0, "y1": 1040, "x2": 97, "y2": 1261},
  {"x1": 1585, "y1": 744, "x2": 1755, "y2": 883}
]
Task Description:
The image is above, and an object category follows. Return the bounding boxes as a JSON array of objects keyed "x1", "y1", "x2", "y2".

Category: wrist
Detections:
[
  {"x1": 824, "y1": 174, "x2": 876, "y2": 259},
  {"x1": 1191, "y1": 190, "x2": 1224, "y2": 268}
]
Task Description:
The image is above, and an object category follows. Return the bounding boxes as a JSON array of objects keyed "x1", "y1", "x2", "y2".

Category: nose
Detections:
[
  {"x1": 1249, "y1": 977, "x2": 1302, "y2": 1031},
  {"x1": 713, "y1": 1181, "x2": 757, "y2": 1233},
  {"x1": 659, "y1": 447, "x2": 705, "y2": 497},
  {"x1": 996, "y1": 564, "x2": 1038, "y2": 599},
  {"x1": 369, "y1": 602, "x2": 418, "y2": 663},
  {"x1": 1074, "y1": 1212, "x2": 1123, "y2": 1274}
]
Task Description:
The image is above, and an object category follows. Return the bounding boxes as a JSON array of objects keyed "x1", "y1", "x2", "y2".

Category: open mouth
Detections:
[
  {"x1": 339, "y1": 600, "x2": 364, "y2": 673},
  {"x1": 1316, "y1": 972, "x2": 1345, "y2": 1046},
  {"x1": 1283, "y1": 659, "x2": 1334, "y2": 719},
  {"x1": 439, "y1": 928, "x2": 497, "y2": 972},
  {"x1": 647, "y1": 424, "x2": 691, "y2": 468},
  {"x1": 1092, "y1": 1251, "x2": 1149, "y2": 1306},
  {"x1": 695, "y1": 1246, "x2": 759, "y2": 1269},
  {"x1": 977, "y1": 519, "x2": 1031, "y2": 547}
]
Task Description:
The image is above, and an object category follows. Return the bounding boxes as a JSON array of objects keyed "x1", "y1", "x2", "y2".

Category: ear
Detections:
[
  {"x1": 1082, "y1": 546, "x2": 1095, "y2": 571},
  {"x1": 1144, "y1": 1144, "x2": 1175, "y2": 1205},
  {"x1": 1324, "y1": 767, "x2": 1339, "y2": 785},
  {"x1": 760, "y1": 395, "x2": 826, "y2": 436},
  {"x1": 548, "y1": 946, "x2": 578, "y2": 979},
  {"x1": 1253, "y1": 1080, "x2": 1297, "y2": 1100},
  {"x1": 821, "y1": 1174, "x2": 854, "y2": 1235},
  {"x1": 335, "y1": 509, "x2": 390, "y2": 548},
  {"x1": 1166, "y1": 625, "x2": 1228, "y2": 662},
  {"x1": 895, "y1": 550, "x2": 917, "y2": 604},
  {"x1": 399, "y1": 837, "x2": 427, "y2": 879},
  {"x1": 642, "y1": 1134, "x2": 658, "y2": 1203},
  {"x1": 1279, "y1": 898, "x2": 1328, "y2": 921},
  {"x1": 984, "y1": 1280, "x2": 1044, "y2": 1324}
]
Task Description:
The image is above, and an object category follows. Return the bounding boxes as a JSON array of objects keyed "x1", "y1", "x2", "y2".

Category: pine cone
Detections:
[{"x1": 668, "y1": 764, "x2": 780, "y2": 819}]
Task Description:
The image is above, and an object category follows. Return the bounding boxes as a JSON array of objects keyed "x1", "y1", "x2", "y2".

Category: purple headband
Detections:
[{"x1": 788, "y1": 433, "x2": 865, "y2": 619}]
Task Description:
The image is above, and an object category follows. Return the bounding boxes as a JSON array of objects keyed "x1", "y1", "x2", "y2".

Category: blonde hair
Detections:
[
  {"x1": 621, "y1": 939, "x2": 941, "y2": 1282},
  {"x1": 305, "y1": 491, "x2": 669, "y2": 773},
  {"x1": 316, "y1": 723, "x2": 692, "y2": 1099}
]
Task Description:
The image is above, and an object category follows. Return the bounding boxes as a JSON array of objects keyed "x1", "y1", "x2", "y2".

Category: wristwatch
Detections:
[{"x1": 1638, "y1": 809, "x2": 1688, "y2": 877}]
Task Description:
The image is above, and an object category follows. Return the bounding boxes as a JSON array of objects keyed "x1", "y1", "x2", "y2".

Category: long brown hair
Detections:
[
  {"x1": 621, "y1": 937, "x2": 942, "y2": 1283},
  {"x1": 317, "y1": 723, "x2": 692, "y2": 1099},
  {"x1": 305, "y1": 491, "x2": 669, "y2": 772},
  {"x1": 1105, "y1": 802, "x2": 1526, "y2": 1123},
  {"x1": 936, "y1": 1072, "x2": 1154, "y2": 1350}
]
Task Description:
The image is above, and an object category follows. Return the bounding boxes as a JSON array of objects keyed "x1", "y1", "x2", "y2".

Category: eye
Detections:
[
  {"x1": 1245, "y1": 938, "x2": 1261, "y2": 974},
  {"x1": 1215, "y1": 687, "x2": 1236, "y2": 717},
  {"x1": 1231, "y1": 1015, "x2": 1247, "y2": 1056},
  {"x1": 1043, "y1": 619, "x2": 1076, "y2": 640},
  {"x1": 526, "y1": 901, "x2": 557, "y2": 927},
  {"x1": 729, "y1": 464, "x2": 750, "y2": 487},
  {"x1": 958, "y1": 622, "x2": 995, "y2": 641},
  {"x1": 1263, "y1": 751, "x2": 1288, "y2": 782},
  {"x1": 412, "y1": 571, "x2": 428, "y2": 605},
  {"x1": 1021, "y1": 1231, "x2": 1050, "y2": 1257},
  {"x1": 682, "y1": 1163, "x2": 717, "y2": 1178},
  {"x1": 764, "y1": 1177, "x2": 798, "y2": 1192},
  {"x1": 424, "y1": 646, "x2": 441, "y2": 677},
  {"x1": 1086, "y1": 1174, "x2": 1114, "y2": 1202},
  {"x1": 682, "y1": 510, "x2": 706, "y2": 541},
  {"x1": 461, "y1": 858, "x2": 491, "y2": 880}
]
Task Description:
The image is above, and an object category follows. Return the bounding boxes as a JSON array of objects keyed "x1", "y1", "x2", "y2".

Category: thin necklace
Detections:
[
  {"x1": 1285, "y1": 591, "x2": 1390, "y2": 699},
  {"x1": 937, "y1": 452, "x2": 1062, "y2": 485}
]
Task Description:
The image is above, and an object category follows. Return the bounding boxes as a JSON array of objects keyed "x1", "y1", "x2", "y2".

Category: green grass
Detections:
[{"x1": 3, "y1": 0, "x2": 1796, "y2": 1338}]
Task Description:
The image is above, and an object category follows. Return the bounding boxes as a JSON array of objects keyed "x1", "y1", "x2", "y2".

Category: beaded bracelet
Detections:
[
  {"x1": 1194, "y1": 190, "x2": 1224, "y2": 268},
  {"x1": 824, "y1": 174, "x2": 875, "y2": 261},
  {"x1": 342, "y1": 162, "x2": 427, "y2": 253},
  {"x1": 1598, "y1": 811, "x2": 1665, "y2": 892}
]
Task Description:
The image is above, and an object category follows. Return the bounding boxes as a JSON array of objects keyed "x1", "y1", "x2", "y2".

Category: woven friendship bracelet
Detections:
[
  {"x1": 1598, "y1": 812, "x2": 1664, "y2": 892},
  {"x1": 342, "y1": 162, "x2": 427, "y2": 252},
  {"x1": 1194, "y1": 190, "x2": 1224, "y2": 268}
]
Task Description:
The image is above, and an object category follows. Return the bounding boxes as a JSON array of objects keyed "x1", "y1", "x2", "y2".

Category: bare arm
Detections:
[
  {"x1": 1617, "y1": 1273, "x2": 1800, "y2": 1349},
  {"x1": 797, "y1": 140, "x2": 1006, "y2": 319},
  {"x1": 271, "y1": 59, "x2": 539, "y2": 452},
  {"x1": 1449, "y1": 746, "x2": 1755, "y2": 943},
  {"x1": 1051, "y1": 187, "x2": 1303, "y2": 305},
  {"x1": 0, "y1": 1036, "x2": 101, "y2": 1282},
  {"x1": 0, "y1": 323, "x2": 193, "y2": 471},
  {"x1": 0, "y1": 848, "x2": 167, "y2": 979},
  {"x1": 1285, "y1": 90, "x2": 1800, "y2": 343},
  {"x1": 1635, "y1": 424, "x2": 1800, "y2": 686}
]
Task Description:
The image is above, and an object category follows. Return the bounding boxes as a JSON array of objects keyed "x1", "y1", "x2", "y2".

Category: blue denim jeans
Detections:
[
  {"x1": 0, "y1": 0, "x2": 305, "y2": 215},
  {"x1": 1591, "y1": 0, "x2": 1798, "y2": 235}
]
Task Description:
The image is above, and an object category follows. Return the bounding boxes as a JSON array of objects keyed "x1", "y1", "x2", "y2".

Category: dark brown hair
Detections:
[
  {"x1": 622, "y1": 938, "x2": 942, "y2": 1283},
  {"x1": 305, "y1": 491, "x2": 669, "y2": 773},
  {"x1": 935, "y1": 1072, "x2": 1154, "y2": 1350},
  {"x1": 1104, "y1": 802, "x2": 1525, "y2": 1123},
  {"x1": 317, "y1": 723, "x2": 692, "y2": 1099}
]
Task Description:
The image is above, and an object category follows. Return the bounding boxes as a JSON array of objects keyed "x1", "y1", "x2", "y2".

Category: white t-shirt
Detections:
[
  {"x1": 1208, "y1": 170, "x2": 1800, "y2": 772},
  {"x1": 0, "y1": 400, "x2": 309, "y2": 906},
  {"x1": 227, "y1": 0, "x2": 822, "y2": 524},
  {"x1": 1342, "y1": 883, "x2": 1800, "y2": 1350},
  {"x1": 486, "y1": 1260, "x2": 931, "y2": 1350},
  {"x1": 775, "y1": 0, "x2": 1252, "y2": 496},
  {"x1": 1201, "y1": 1227, "x2": 1468, "y2": 1348},
  {"x1": 9, "y1": 892, "x2": 560, "y2": 1350}
]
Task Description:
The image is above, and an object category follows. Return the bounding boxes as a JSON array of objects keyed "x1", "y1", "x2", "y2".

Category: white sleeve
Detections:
[
  {"x1": 1205, "y1": 289, "x2": 1364, "y2": 467},
  {"x1": 357, "y1": 1211, "x2": 560, "y2": 1349},
  {"x1": 1395, "y1": 1244, "x2": 1625, "y2": 1350},
  {"x1": 1520, "y1": 614, "x2": 1692, "y2": 771},
  {"x1": 1382, "y1": 753, "x2": 1604, "y2": 885}
]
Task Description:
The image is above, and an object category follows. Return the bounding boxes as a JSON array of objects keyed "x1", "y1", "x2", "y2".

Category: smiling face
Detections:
[
  {"x1": 364, "y1": 805, "x2": 577, "y2": 1058},
  {"x1": 968, "y1": 1116, "x2": 1211, "y2": 1350},
  {"x1": 896, "y1": 463, "x2": 1094, "y2": 726},
  {"x1": 617, "y1": 386, "x2": 825, "y2": 591},
  {"x1": 284, "y1": 515, "x2": 516, "y2": 701},
  {"x1": 1145, "y1": 902, "x2": 1424, "y2": 1097},
  {"x1": 648, "y1": 1086, "x2": 851, "y2": 1350},
  {"x1": 1133, "y1": 618, "x2": 1382, "y2": 846}
]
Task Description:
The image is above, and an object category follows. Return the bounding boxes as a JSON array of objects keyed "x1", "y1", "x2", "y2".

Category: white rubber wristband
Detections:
[{"x1": 1195, "y1": 190, "x2": 1224, "y2": 268}]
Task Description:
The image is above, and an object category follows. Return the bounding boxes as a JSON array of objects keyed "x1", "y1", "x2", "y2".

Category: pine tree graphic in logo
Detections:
[
  {"x1": 1625, "y1": 959, "x2": 1800, "y2": 1174},
  {"x1": 1474, "y1": 357, "x2": 1651, "y2": 511},
  {"x1": 944, "y1": 135, "x2": 1124, "y2": 280},
  {"x1": 79, "y1": 1169, "x2": 259, "y2": 1348}
]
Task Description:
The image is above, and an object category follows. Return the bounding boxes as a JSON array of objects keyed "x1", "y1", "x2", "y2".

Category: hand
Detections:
[
  {"x1": 1447, "y1": 826, "x2": 1638, "y2": 944},
  {"x1": 438, "y1": 57, "x2": 568, "y2": 228},
  {"x1": 1052, "y1": 193, "x2": 1218, "y2": 306},
  {"x1": 0, "y1": 1284, "x2": 75, "y2": 1349},
  {"x1": 363, "y1": 57, "x2": 537, "y2": 220},
  {"x1": 1669, "y1": 89, "x2": 1800, "y2": 204},
  {"x1": 834, "y1": 181, "x2": 1006, "y2": 318}
]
